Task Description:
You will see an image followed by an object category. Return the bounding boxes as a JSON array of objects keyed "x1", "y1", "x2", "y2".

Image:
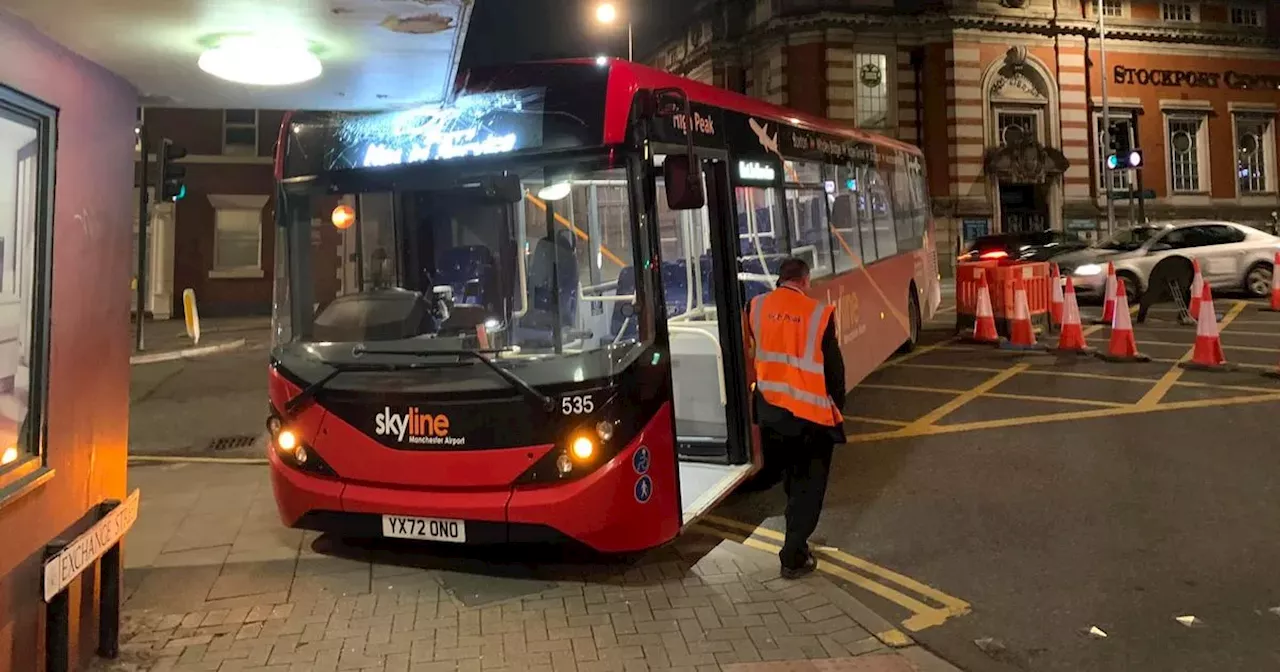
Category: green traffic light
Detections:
[{"x1": 174, "y1": 184, "x2": 186, "y2": 201}]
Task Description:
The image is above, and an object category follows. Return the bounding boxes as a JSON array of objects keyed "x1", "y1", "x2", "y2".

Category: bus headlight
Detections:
[
  {"x1": 277, "y1": 429, "x2": 299, "y2": 452},
  {"x1": 556, "y1": 453, "x2": 573, "y2": 475},
  {"x1": 571, "y1": 436, "x2": 595, "y2": 461},
  {"x1": 267, "y1": 416, "x2": 283, "y2": 436},
  {"x1": 596, "y1": 420, "x2": 615, "y2": 442}
]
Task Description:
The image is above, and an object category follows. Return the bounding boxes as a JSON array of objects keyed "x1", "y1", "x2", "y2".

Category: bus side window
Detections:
[
  {"x1": 889, "y1": 154, "x2": 922, "y2": 253},
  {"x1": 784, "y1": 187, "x2": 832, "y2": 279},
  {"x1": 828, "y1": 164, "x2": 864, "y2": 273},
  {"x1": 855, "y1": 165, "x2": 879, "y2": 264},
  {"x1": 735, "y1": 186, "x2": 787, "y2": 293},
  {"x1": 868, "y1": 166, "x2": 897, "y2": 259}
]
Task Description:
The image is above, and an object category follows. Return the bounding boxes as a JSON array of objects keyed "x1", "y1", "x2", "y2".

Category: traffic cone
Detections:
[
  {"x1": 1000, "y1": 278, "x2": 1044, "y2": 351},
  {"x1": 1180, "y1": 283, "x2": 1232, "y2": 371},
  {"x1": 1264, "y1": 251, "x2": 1280, "y2": 312},
  {"x1": 969, "y1": 270, "x2": 999, "y2": 344},
  {"x1": 1096, "y1": 262, "x2": 1117, "y2": 325},
  {"x1": 1189, "y1": 258, "x2": 1204, "y2": 320},
  {"x1": 1097, "y1": 279, "x2": 1149, "y2": 363},
  {"x1": 1049, "y1": 263, "x2": 1064, "y2": 330},
  {"x1": 1053, "y1": 277, "x2": 1092, "y2": 354}
]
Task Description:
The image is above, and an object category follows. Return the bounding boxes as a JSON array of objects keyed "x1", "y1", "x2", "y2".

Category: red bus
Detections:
[{"x1": 266, "y1": 59, "x2": 940, "y2": 553}]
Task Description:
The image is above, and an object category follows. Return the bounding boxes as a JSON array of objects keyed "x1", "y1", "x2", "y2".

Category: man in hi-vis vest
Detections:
[{"x1": 747, "y1": 257, "x2": 847, "y2": 579}]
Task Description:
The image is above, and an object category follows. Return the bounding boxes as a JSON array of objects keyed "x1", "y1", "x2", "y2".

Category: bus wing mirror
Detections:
[
  {"x1": 485, "y1": 175, "x2": 524, "y2": 203},
  {"x1": 663, "y1": 155, "x2": 705, "y2": 210}
]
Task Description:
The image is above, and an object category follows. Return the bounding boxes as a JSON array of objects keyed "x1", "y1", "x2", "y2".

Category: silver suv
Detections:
[{"x1": 1057, "y1": 221, "x2": 1280, "y2": 302}]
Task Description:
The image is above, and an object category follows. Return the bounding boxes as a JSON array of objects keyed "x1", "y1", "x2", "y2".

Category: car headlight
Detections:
[{"x1": 1074, "y1": 263, "x2": 1103, "y2": 276}]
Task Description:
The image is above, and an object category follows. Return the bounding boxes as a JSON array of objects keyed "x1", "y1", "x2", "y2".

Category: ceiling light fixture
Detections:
[{"x1": 198, "y1": 35, "x2": 322, "y2": 86}]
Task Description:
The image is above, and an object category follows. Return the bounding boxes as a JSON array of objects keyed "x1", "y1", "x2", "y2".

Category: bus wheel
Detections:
[{"x1": 897, "y1": 289, "x2": 921, "y2": 354}]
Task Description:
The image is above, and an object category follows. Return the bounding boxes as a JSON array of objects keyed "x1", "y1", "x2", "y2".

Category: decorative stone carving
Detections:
[
  {"x1": 1005, "y1": 46, "x2": 1028, "y2": 69},
  {"x1": 990, "y1": 72, "x2": 1045, "y2": 100},
  {"x1": 983, "y1": 136, "x2": 1070, "y2": 185}
]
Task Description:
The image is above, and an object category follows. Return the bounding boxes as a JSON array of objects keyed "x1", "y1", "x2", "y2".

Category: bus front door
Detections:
[{"x1": 656, "y1": 155, "x2": 757, "y2": 525}]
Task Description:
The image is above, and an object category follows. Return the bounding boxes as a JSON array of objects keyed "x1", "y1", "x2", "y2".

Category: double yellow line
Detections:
[{"x1": 695, "y1": 515, "x2": 970, "y2": 638}]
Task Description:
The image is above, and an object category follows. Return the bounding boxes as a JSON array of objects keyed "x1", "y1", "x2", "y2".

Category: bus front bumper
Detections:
[{"x1": 267, "y1": 434, "x2": 679, "y2": 552}]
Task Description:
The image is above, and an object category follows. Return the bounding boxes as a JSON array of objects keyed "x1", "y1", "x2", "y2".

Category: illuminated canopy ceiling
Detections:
[{"x1": 2, "y1": 0, "x2": 473, "y2": 110}]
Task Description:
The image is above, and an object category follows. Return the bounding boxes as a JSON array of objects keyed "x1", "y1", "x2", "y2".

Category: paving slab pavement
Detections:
[{"x1": 87, "y1": 462, "x2": 961, "y2": 672}]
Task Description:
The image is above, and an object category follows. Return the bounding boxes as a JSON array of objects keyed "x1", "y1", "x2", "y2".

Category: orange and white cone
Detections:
[
  {"x1": 970, "y1": 270, "x2": 999, "y2": 344},
  {"x1": 1180, "y1": 283, "x2": 1231, "y2": 370},
  {"x1": 1097, "y1": 279, "x2": 1149, "y2": 362},
  {"x1": 1053, "y1": 277, "x2": 1092, "y2": 354},
  {"x1": 1189, "y1": 258, "x2": 1204, "y2": 320},
  {"x1": 1097, "y1": 262, "x2": 1118, "y2": 325},
  {"x1": 1049, "y1": 263, "x2": 1064, "y2": 330},
  {"x1": 1264, "y1": 251, "x2": 1280, "y2": 312},
  {"x1": 1000, "y1": 278, "x2": 1044, "y2": 350}
]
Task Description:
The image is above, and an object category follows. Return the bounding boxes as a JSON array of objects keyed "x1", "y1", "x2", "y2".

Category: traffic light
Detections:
[
  {"x1": 1105, "y1": 122, "x2": 1142, "y2": 170},
  {"x1": 156, "y1": 138, "x2": 187, "y2": 202}
]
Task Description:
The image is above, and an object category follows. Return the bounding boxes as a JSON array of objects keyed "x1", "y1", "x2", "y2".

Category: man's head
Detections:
[{"x1": 777, "y1": 257, "x2": 811, "y2": 291}]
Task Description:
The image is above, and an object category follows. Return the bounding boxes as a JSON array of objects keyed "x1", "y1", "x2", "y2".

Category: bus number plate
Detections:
[{"x1": 381, "y1": 515, "x2": 467, "y2": 543}]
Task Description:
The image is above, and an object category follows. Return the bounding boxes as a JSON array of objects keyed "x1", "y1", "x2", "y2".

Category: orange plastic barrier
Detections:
[{"x1": 955, "y1": 261, "x2": 1051, "y2": 337}]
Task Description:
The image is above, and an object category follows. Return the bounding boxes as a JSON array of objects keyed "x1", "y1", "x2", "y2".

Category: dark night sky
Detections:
[{"x1": 460, "y1": 0, "x2": 689, "y2": 68}]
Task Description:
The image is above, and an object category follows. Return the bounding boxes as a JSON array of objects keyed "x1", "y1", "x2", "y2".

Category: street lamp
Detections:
[{"x1": 594, "y1": 2, "x2": 633, "y2": 61}]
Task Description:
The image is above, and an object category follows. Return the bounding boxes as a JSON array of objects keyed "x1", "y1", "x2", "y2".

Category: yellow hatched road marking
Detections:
[
  {"x1": 698, "y1": 516, "x2": 971, "y2": 633},
  {"x1": 858, "y1": 383, "x2": 965, "y2": 395},
  {"x1": 897, "y1": 362, "x2": 1006, "y2": 373},
  {"x1": 844, "y1": 415, "x2": 910, "y2": 427},
  {"x1": 846, "y1": 391, "x2": 1280, "y2": 442},
  {"x1": 899, "y1": 364, "x2": 1029, "y2": 431},
  {"x1": 1139, "y1": 300, "x2": 1251, "y2": 408},
  {"x1": 982, "y1": 392, "x2": 1127, "y2": 408}
]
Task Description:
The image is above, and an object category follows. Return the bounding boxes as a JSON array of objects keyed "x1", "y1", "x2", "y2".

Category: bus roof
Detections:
[
  {"x1": 275, "y1": 59, "x2": 921, "y2": 180},
  {"x1": 587, "y1": 58, "x2": 920, "y2": 157}
]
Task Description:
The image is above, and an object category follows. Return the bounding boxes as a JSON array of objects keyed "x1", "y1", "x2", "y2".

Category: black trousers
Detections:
[
  {"x1": 1136, "y1": 279, "x2": 1193, "y2": 323},
  {"x1": 761, "y1": 425, "x2": 835, "y2": 569}
]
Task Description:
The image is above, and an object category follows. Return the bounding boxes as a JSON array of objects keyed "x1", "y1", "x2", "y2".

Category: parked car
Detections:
[
  {"x1": 1055, "y1": 220, "x2": 1280, "y2": 302},
  {"x1": 959, "y1": 231, "x2": 1090, "y2": 264}
]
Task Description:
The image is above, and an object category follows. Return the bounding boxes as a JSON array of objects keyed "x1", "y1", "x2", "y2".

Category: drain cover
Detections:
[{"x1": 207, "y1": 435, "x2": 257, "y2": 451}]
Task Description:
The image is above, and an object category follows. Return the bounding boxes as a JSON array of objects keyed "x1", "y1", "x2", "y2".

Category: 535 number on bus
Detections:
[{"x1": 562, "y1": 395, "x2": 594, "y2": 415}]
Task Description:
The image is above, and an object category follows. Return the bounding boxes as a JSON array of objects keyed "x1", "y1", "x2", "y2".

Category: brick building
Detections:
[
  {"x1": 135, "y1": 109, "x2": 285, "y2": 318},
  {"x1": 647, "y1": 0, "x2": 1280, "y2": 271}
]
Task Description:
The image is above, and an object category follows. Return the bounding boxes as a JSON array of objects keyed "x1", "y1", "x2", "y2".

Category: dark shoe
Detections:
[{"x1": 780, "y1": 554, "x2": 817, "y2": 580}]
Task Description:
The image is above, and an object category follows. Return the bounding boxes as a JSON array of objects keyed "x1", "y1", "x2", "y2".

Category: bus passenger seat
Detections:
[
  {"x1": 437, "y1": 246, "x2": 496, "y2": 307},
  {"x1": 610, "y1": 266, "x2": 637, "y2": 340}
]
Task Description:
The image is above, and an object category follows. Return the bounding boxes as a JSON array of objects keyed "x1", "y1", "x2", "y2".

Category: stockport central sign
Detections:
[{"x1": 1114, "y1": 66, "x2": 1280, "y2": 90}]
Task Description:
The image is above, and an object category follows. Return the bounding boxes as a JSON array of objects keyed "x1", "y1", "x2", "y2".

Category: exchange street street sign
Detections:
[{"x1": 43, "y1": 489, "x2": 140, "y2": 602}]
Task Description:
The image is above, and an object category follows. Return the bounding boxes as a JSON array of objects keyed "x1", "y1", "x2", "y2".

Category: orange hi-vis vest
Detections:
[{"x1": 748, "y1": 285, "x2": 842, "y2": 427}]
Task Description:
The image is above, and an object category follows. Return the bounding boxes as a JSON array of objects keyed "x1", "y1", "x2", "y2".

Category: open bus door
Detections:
[{"x1": 650, "y1": 89, "x2": 759, "y2": 528}]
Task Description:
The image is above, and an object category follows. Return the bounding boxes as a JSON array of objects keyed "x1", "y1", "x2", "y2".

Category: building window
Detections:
[
  {"x1": 1236, "y1": 115, "x2": 1275, "y2": 195},
  {"x1": 223, "y1": 109, "x2": 258, "y2": 156},
  {"x1": 1230, "y1": 5, "x2": 1263, "y2": 26},
  {"x1": 0, "y1": 85, "x2": 54, "y2": 492},
  {"x1": 211, "y1": 196, "x2": 266, "y2": 275},
  {"x1": 1095, "y1": 115, "x2": 1134, "y2": 193},
  {"x1": 854, "y1": 53, "x2": 890, "y2": 130},
  {"x1": 1167, "y1": 115, "x2": 1208, "y2": 193},
  {"x1": 1161, "y1": 2, "x2": 1196, "y2": 22},
  {"x1": 997, "y1": 111, "x2": 1039, "y2": 146},
  {"x1": 1100, "y1": 0, "x2": 1124, "y2": 17}
]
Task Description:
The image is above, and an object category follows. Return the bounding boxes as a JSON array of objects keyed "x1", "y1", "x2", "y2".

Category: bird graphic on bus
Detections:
[{"x1": 748, "y1": 117, "x2": 780, "y2": 159}]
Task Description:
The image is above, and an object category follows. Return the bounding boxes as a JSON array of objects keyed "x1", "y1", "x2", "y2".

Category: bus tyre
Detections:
[{"x1": 897, "y1": 289, "x2": 921, "y2": 354}]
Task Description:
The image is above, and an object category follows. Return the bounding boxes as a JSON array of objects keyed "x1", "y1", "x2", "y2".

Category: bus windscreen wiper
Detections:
[
  {"x1": 352, "y1": 346, "x2": 557, "y2": 412},
  {"x1": 284, "y1": 360, "x2": 467, "y2": 416}
]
